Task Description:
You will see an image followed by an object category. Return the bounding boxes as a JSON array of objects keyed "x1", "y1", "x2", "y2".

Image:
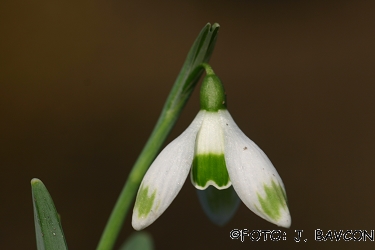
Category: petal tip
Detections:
[
  {"x1": 131, "y1": 214, "x2": 146, "y2": 231},
  {"x1": 270, "y1": 205, "x2": 291, "y2": 228},
  {"x1": 254, "y1": 180, "x2": 292, "y2": 228},
  {"x1": 131, "y1": 219, "x2": 142, "y2": 231},
  {"x1": 278, "y1": 215, "x2": 292, "y2": 228},
  {"x1": 131, "y1": 207, "x2": 156, "y2": 231}
]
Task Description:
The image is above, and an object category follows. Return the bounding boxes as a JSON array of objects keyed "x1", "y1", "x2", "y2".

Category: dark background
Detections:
[{"x1": 1, "y1": 0, "x2": 375, "y2": 249}]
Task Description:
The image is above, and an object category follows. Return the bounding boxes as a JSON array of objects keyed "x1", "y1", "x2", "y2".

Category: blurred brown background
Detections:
[{"x1": 1, "y1": 0, "x2": 375, "y2": 249}]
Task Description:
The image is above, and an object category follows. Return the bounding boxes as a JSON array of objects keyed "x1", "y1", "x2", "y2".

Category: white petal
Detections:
[
  {"x1": 132, "y1": 111, "x2": 204, "y2": 230},
  {"x1": 219, "y1": 110, "x2": 291, "y2": 228}
]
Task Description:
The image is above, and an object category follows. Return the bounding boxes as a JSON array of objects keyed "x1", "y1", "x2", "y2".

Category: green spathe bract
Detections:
[
  {"x1": 257, "y1": 180, "x2": 288, "y2": 221},
  {"x1": 200, "y1": 64, "x2": 226, "y2": 112},
  {"x1": 192, "y1": 154, "x2": 230, "y2": 189},
  {"x1": 134, "y1": 185, "x2": 156, "y2": 218}
]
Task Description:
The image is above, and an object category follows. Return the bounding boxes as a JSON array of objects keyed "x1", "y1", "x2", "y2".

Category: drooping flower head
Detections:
[{"x1": 132, "y1": 64, "x2": 291, "y2": 230}]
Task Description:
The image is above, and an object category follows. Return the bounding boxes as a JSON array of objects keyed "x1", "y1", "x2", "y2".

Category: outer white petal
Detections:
[
  {"x1": 132, "y1": 111, "x2": 204, "y2": 230},
  {"x1": 219, "y1": 110, "x2": 291, "y2": 228}
]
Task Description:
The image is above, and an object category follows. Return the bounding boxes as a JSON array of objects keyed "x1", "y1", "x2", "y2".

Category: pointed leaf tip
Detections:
[
  {"x1": 31, "y1": 178, "x2": 41, "y2": 185},
  {"x1": 31, "y1": 178, "x2": 68, "y2": 250}
]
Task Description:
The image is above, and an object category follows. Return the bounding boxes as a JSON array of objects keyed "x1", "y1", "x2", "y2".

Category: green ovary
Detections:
[
  {"x1": 192, "y1": 154, "x2": 230, "y2": 189},
  {"x1": 257, "y1": 180, "x2": 288, "y2": 220},
  {"x1": 135, "y1": 185, "x2": 156, "y2": 218}
]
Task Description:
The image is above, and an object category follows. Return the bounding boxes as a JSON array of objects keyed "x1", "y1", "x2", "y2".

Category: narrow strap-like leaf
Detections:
[{"x1": 31, "y1": 178, "x2": 68, "y2": 250}]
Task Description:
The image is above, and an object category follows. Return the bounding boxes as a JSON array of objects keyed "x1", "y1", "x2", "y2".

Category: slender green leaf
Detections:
[
  {"x1": 97, "y1": 23, "x2": 220, "y2": 250},
  {"x1": 31, "y1": 178, "x2": 68, "y2": 250},
  {"x1": 119, "y1": 232, "x2": 154, "y2": 250}
]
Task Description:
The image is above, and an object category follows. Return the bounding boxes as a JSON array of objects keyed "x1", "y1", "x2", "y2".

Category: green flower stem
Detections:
[{"x1": 96, "y1": 23, "x2": 220, "y2": 250}]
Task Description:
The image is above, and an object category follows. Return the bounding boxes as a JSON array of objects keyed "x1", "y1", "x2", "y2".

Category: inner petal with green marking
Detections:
[
  {"x1": 256, "y1": 180, "x2": 288, "y2": 221},
  {"x1": 192, "y1": 153, "x2": 230, "y2": 189},
  {"x1": 134, "y1": 185, "x2": 156, "y2": 218},
  {"x1": 191, "y1": 111, "x2": 231, "y2": 190}
]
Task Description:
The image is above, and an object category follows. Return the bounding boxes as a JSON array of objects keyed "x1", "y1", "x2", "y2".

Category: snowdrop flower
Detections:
[{"x1": 132, "y1": 65, "x2": 291, "y2": 230}]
